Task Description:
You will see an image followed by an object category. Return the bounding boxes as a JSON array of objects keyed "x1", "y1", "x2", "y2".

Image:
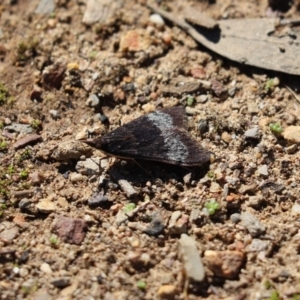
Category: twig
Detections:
[
  {"x1": 285, "y1": 84, "x2": 300, "y2": 104},
  {"x1": 147, "y1": 3, "x2": 208, "y2": 46}
]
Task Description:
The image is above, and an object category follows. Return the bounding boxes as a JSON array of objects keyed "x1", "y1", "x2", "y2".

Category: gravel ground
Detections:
[{"x1": 1, "y1": 0, "x2": 300, "y2": 299}]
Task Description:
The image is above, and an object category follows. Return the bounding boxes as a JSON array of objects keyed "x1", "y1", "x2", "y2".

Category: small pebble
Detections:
[
  {"x1": 0, "y1": 227, "x2": 19, "y2": 244},
  {"x1": 168, "y1": 211, "x2": 188, "y2": 235},
  {"x1": 198, "y1": 119, "x2": 208, "y2": 134},
  {"x1": 40, "y1": 262, "x2": 52, "y2": 274},
  {"x1": 196, "y1": 94, "x2": 208, "y2": 103},
  {"x1": 144, "y1": 211, "x2": 165, "y2": 236},
  {"x1": 115, "y1": 209, "x2": 129, "y2": 226},
  {"x1": 76, "y1": 157, "x2": 102, "y2": 175},
  {"x1": 157, "y1": 285, "x2": 177, "y2": 299},
  {"x1": 36, "y1": 199, "x2": 56, "y2": 214},
  {"x1": 230, "y1": 213, "x2": 241, "y2": 224},
  {"x1": 118, "y1": 179, "x2": 137, "y2": 198},
  {"x1": 49, "y1": 109, "x2": 59, "y2": 119},
  {"x1": 204, "y1": 250, "x2": 244, "y2": 279},
  {"x1": 291, "y1": 201, "x2": 300, "y2": 215},
  {"x1": 70, "y1": 173, "x2": 85, "y2": 182},
  {"x1": 88, "y1": 192, "x2": 109, "y2": 207},
  {"x1": 221, "y1": 131, "x2": 232, "y2": 143},
  {"x1": 241, "y1": 211, "x2": 265, "y2": 237},
  {"x1": 149, "y1": 13, "x2": 165, "y2": 27},
  {"x1": 258, "y1": 164, "x2": 268, "y2": 177},
  {"x1": 19, "y1": 267, "x2": 29, "y2": 278},
  {"x1": 19, "y1": 198, "x2": 32, "y2": 211},
  {"x1": 244, "y1": 127, "x2": 261, "y2": 139},
  {"x1": 286, "y1": 144, "x2": 298, "y2": 154},
  {"x1": 50, "y1": 277, "x2": 71, "y2": 288},
  {"x1": 85, "y1": 94, "x2": 100, "y2": 107}
]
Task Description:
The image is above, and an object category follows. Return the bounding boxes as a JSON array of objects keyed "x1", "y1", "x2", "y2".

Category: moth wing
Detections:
[{"x1": 107, "y1": 127, "x2": 211, "y2": 167}]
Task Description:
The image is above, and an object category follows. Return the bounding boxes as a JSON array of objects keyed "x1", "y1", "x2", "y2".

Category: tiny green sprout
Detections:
[
  {"x1": 270, "y1": 290, "x2": 280, "y2": 300},
  {"x1": 137, "y1": 280, "x2": 146, "y2": 290},
  {"x1": 0, "y1": 140, "x2": 7, "y2": 150},
  {"x1": 204, "y1": 199, "x2": 220, "y2": 216},
  {"x1": 269, "y1": 123, "x2": 283, "y2": 134},
  {"x1": 264, "y1": 78, "x2": 274, "y2": 92},
  {"x1": 7, "y1": 165, "x2": 14, "y2": 175},
  {"x1": 89, "y1": 51, "x2": 97, "y2": 59},
  {"x1": 123, "y1": 203, "x2": 136, "y2": 213},
  {"x1": 50, "y1": 235, "x2": 59, "y2": 245},
  {"x1": 20, "y1": 170, "x2": 28, "y2": 179},
  {"x1": 31, "y1": 119, "x2": 41, "y2": 129},
  {"x1": 207, "y1": 170, "x2": 216, "y2": 180},
  {"x1": 19, "y1": 149, "x2": 32, "y2": 161},
  {"x1": 0, "y1": 82, "x2": 13, "y2": 106},
  {"x1": 187, "y1": 96, "x2": 195, "y2": 106},
  {"x1": 0, "y1": 122, "x2": 4, "y2": 130}
]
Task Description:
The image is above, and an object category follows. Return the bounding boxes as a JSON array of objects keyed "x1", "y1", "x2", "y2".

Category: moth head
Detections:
[{"x1": 81, "y1": 137, "x2": 104, "y2": 150}]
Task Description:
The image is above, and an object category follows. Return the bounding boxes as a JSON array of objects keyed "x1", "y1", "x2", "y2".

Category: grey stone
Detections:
[
  {"x1": 244, "y1": 127, "x2": 261, "y2": 139},
  {"x1": 118, "y1": 179, "x2": 137, "y2": 198},
  {"x1": 246, "y1": 239, "x2": 272, "y2": 252},
  {"x1": 179, "y1": 234, "x2": 205, "y2": 282},
  {"x1": 5, "y1": 123, "x2": 33, "y2": 135},
  {"x1": 19, "y1": 198, "x2": 32, "y2": 211},
  {"x1": 230, "y1": 213, "x2": 241, "y2": 224},
  {"x1": 88, "y1": 192, "x2": 109, "y2": 207},
  {"x1": 35, "y1": 0, "x2": 55, "y2": 14},
  {"x1": 50, "y1": 277, "x2": 70, "y2": 288},
  {"x1": 76, "y1": 157, "x2": 102, "y2": 175},
  {"x1": 115, "y1": 210, "x2": 128, "y2": 226},
  {"x1": 225, "y1": 176, "x2": 239, "y2": 186},
  {"x1": 143, "y1": 211, "x2": 165, "y2": 236},
  {"x1": 241, "y1": 211, "x2": 265, "y2": 237}
]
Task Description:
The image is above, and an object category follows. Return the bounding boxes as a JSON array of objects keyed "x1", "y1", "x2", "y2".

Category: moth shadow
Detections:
[{"x1": 108, "y1": 159, "x2": 211, "y2": 185}]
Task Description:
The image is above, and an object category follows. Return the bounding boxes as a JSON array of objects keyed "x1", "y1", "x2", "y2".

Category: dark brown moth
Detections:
[{"x1": 82, "y1": 106, "x2": 213, "y2": 167}]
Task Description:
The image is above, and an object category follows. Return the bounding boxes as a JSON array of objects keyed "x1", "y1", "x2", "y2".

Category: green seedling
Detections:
[
  {"x1": 269, "y1": 123, "x2": 283, "y2": 134},
  {"x1": 31, "y1": 119, "x2": 42, "y2": 129},
  {"x1": 50, "y1": 235, "x2": 59, "y2": 246},
  {"x1": 18, "y1": 149, "x2": 32, "y2": 162},
  {"x1": 137, "y1": 280, "x2": 146, "y2": 290},
  {"x1": 20, "y1": 170, "x2": 28, "y2": 179},
  {"x1": 207, "y1": 170, "x2": 216, "y2": 180},
  {"x1": 264, "y1": 78, "x2": 278, "y2": 93},
  {"x1": 7, "y1": 165, "x2": 14, "y2": 175},
  {"x1": 269, "y1": 290, "x2": 280, "y2": 300},
  {"x1": 204, "y1": 199, "x2": 220, "y2": 216},
  {"x1": 0, "y1": 140, "x2": 7, "y2": 150},
  {"x1": 187, "y1": 96, "x2": 194, "y2": 106},
  {"x1": 123, "y1": 203, "x2": 136, "y2": 213},
  {"x1": 0, "y1": 82, "x2": 14, "y2": 106},
  {"x1": 89, "y1": 51, "x2": 97, "y2": 59}
]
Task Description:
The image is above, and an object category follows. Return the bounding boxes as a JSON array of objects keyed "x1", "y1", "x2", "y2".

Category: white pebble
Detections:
[{"x1": 149, "y1": 14, "x2": 165, "y2": 27}]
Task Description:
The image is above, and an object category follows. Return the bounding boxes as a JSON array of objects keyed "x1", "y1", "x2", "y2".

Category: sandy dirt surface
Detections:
[{"x1": 1, "y1": 0, "x2": 300, "y2": 299}]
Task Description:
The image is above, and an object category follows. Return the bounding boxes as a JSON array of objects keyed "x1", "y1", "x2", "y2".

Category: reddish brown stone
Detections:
[
  {"x1": 13, "y1": 134, "x2": 41, "y2": 149},
  {"x1": 53, "y1": 216, "x2": 87, "y2": 245}
]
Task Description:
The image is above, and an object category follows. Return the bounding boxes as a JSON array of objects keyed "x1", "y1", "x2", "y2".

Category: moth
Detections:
[{"x1": 82, "y1": 106, "x2": 213, "y2": 167}]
